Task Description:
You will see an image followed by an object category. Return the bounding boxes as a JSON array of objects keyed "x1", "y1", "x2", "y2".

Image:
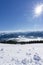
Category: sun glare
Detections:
[{"x1": 34, "y1": 4, "x2": 43, "y2": 17}]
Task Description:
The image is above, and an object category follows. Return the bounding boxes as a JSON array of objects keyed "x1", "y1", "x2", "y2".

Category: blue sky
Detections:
[{"x1": 0, "y1": 0, "x2": 43, "y2": 31}]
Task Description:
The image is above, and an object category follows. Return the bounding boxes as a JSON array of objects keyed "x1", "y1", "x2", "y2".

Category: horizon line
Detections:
[{"x1": 0, "y1": 29, "x2": 43, "y2": 33}]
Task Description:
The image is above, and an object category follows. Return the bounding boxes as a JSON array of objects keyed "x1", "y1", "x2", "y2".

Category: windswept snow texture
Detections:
[{"x1": 0, "y1": 44, "x2": 43, "y2": 65}]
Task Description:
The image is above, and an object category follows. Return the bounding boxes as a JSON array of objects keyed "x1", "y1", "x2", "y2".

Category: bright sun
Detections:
[{"x1": 34, "y1": 4, "x2": 43, "y2": 17}]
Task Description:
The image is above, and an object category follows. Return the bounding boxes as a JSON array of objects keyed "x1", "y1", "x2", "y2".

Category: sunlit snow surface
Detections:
[{"x1": 0, "y1": 43, "x2": 43, "y2": 65}]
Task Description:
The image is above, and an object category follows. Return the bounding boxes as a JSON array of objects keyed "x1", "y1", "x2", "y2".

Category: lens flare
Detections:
[{"x1": 34, "y1": 4, "x2": 43, "y2": 17}]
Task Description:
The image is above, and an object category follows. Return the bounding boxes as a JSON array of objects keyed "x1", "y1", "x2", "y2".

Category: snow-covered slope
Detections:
[
  {"x1": 7, "y1": 37, "x2": 43, "y2": 42},
  {"x1": 0, "y1": 43, "x2": 43, "y2": 65}
]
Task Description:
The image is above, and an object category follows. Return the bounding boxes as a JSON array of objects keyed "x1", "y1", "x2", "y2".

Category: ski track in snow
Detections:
[{"x1": 0, "y1": 43, "x2": 43, "y2": 65}]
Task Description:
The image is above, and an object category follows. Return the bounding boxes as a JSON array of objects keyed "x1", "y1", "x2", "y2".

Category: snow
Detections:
[
  {"x1": 8, "y1": 37, "x2": 43, "y2": 42},
  {"x1": 0, "y1": 43, "x2": 43, "y2": 65},
  {"x1": 17, "y1": 37, "x2": 43, "y2": 42}
]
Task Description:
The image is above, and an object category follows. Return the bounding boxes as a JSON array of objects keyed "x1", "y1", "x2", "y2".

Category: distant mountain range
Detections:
[{"x1": 0, "y1": 31, "x2": 43, "y2": 43}]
